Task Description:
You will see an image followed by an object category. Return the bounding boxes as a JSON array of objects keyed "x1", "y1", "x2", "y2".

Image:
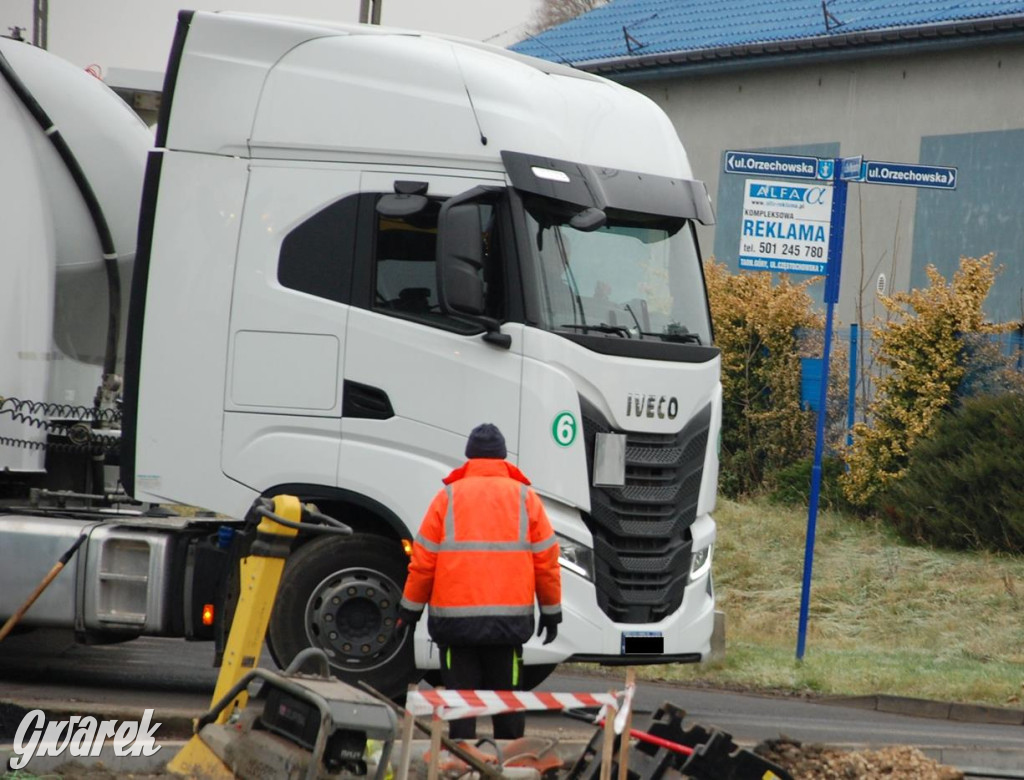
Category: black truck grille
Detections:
[{"x1": 581, "y1": 399, "x2": 711, "y2": 624}]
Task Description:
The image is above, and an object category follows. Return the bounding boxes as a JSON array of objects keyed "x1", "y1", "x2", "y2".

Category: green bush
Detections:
[
  {"x1": 704, "y1": 260, "x2": 846, "y2": 497},
  {"x1": 878, "y1": 392, "x2": 1024, "y2": 552},
  {"x1": 842, "y1": 255, "x2": 1009, "y2": 506},
  {"x1": 767, "y1": 455, "x2": 855, "y2": 512}
]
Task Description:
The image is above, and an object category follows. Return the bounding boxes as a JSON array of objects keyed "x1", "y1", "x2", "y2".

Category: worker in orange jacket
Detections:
[{"x1": 398, "y1": 422, "x2": 562, "y2": 740}]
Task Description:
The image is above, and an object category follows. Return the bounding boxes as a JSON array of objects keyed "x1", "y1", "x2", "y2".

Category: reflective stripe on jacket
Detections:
[{"x1": 400, "y1": 458, "x2": 562, "y2": 646}]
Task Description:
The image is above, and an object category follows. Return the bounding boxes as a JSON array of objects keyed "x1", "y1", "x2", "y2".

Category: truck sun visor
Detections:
[{"x1": 501, "y1": 150, "x2": 716, "y2": 226}]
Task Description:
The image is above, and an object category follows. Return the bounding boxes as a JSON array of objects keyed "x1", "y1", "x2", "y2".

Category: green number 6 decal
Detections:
[{"x1": 552, "y1": 411, "x2": 577, "y2": 447}]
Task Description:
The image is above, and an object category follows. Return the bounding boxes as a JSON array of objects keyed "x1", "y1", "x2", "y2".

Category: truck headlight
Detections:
[
  {"x1": 689, "y1": 543, "x2": 712, "y2": 582},
  {"x1": 557, "y1": 534, "x2": 594, "y2": 582}
]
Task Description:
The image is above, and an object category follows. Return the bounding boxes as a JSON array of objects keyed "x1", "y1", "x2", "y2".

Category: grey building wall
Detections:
[{"x1": 626, "y1": 42, "x2": 1024, "y2": 326}]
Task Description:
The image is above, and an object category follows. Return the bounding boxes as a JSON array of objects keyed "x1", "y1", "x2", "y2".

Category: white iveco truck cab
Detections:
[{"x1": 1, "y1": 11, "x2": 720, "y2": 698}]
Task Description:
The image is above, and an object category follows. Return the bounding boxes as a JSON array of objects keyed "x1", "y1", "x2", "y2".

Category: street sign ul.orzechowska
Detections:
[{"x1": 724, "y1": 148, "x2": 958, "y2": 662}]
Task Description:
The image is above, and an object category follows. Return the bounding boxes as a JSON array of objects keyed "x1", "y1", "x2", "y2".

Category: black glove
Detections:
[
  {"x1": 396, "y1": 607, "x2": 421, "y2": 632},
  {"x1": 536, "y1": 612, "x2": 561, "y2": 645}
]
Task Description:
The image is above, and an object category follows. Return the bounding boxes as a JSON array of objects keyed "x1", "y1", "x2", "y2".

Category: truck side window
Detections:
[
  {"x1": 278, "y1": 195, "x2": 358, "y2": 304},
  {"x1": 371, "y1": 197, "x2": 503, "y2": 331}
]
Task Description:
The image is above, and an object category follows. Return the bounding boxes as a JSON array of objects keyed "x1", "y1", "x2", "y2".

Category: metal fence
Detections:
[{"x1": 799, "y1": 324, "x2": 1024, "y2": 438}]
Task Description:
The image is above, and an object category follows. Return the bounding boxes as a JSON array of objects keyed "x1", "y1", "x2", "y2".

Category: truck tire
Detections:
[{"x1": 267, "y1": 533, "x2": 419, "y2": 700}]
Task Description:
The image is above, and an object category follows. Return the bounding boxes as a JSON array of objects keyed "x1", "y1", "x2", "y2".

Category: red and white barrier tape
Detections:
[
  {"x1": 406, "y1": 689, "x2": 622, "y2": 724},
  {"x1": 614, "y1": 680, "x2": 636, "y2": 734}
]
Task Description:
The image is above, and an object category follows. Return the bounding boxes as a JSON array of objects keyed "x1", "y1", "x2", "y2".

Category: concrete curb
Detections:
[{"x1": 821, "y1": 694, "x2": 1024, "y2": 726}]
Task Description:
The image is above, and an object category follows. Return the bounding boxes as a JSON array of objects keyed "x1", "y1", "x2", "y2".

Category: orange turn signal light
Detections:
[
  {"x1": 401, "y1": 538, "x2": 414, "y2": 556},
  {"x1": 202, "y1": 603, "x2": 215, "y2": 626}
]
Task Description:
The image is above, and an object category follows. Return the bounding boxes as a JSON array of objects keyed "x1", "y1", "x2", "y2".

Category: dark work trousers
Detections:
[{"x1": 439, "y1": 644, "x2": 525, "y2": 740}]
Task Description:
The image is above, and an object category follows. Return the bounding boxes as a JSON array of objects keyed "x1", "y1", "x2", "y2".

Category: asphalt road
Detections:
[{"x1": 1, "y1": 630, "x2": 1023, "y2": 773}]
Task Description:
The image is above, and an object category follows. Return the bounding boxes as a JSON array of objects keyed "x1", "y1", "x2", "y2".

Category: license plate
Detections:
[{"x1": 621, "y1": 632, "x2": 663, "y2": 654}]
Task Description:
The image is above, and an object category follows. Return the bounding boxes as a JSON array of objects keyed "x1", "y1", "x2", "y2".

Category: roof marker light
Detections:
[{"x1": 531, "y1": 166, "x2": 571, "y2": 183}]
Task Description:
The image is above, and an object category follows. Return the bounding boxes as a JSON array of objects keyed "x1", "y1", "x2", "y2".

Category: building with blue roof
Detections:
[{"x1": 512, "y1": 1, "x2": 1024, "y2": 325}]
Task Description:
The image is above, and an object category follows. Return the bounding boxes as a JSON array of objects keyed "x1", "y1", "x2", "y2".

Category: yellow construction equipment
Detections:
[{"x1": 168, "y1": 495, "x2": 397, "y2": 780}]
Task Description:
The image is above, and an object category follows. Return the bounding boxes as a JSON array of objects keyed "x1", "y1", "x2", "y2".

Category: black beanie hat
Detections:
[{"x1": 465, "y1": 423, "x2": 507, "y2": 460}]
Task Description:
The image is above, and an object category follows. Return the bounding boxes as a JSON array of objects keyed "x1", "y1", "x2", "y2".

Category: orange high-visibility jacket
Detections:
[{"x1": 400, "y1": 458, "x2": 562, "y2": 646}]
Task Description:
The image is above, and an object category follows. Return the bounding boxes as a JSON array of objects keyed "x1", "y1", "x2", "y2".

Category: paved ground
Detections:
[{"x1": 2, "y1": 632, "x2": 1024, "y2": 776}]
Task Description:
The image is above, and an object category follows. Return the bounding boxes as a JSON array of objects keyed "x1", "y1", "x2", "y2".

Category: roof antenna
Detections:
[
  {"x1": 520, "y1": 31, "x2": 577, "y2": 67},
  {"x1": 623, "y1": 26, "x2": 644, "y2": 54},
  {"x1": 623, "y1": 13, "x2": 658, "y2": 55},
  {"x1": 822, "y1": 0, "x2": 844, "y2": 32},
  {"x1": 452, "y1": 51, "x2": 489, "y2": 145}
]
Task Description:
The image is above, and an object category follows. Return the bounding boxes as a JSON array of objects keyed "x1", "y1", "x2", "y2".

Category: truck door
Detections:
[
  {"x1": 340, "y1": 172, "x2": 523, "y2": 527},
  {"x1": 221, "y1": 165, "x2": 360, "y2": 492}
]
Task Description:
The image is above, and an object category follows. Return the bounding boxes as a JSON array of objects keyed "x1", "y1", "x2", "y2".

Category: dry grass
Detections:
[{"x1": 643, "y1": 498, "x2": 1024, "y2": 707}]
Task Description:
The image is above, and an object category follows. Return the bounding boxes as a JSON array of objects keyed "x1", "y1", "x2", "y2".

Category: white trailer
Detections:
[{"x1": 0, "y1": 12, "x2": 720, "y2": 698}]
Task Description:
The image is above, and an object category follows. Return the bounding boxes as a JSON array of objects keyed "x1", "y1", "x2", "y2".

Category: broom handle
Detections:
[{"x1": 0, "y1": 534, "x2": 87, "y2": 642}]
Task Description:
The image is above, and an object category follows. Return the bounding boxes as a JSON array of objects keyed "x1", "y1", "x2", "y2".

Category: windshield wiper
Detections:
[
  {"x1": 623, "y1": 303, "x2": 702, "y2": 344},
  {"x1": 651, "y1": 329, "x2": 702, "y2": 344},
  {"x1": 558, "y1": 323, "x2": 632, "y2": 338},
  {"x1": 624, "y1": 303, "x2": 646, "y2": 340}
]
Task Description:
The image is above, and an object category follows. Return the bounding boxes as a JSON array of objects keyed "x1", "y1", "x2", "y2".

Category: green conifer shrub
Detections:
[
  {"x1": 879, "y1": 392, "x2": 1024, "y2": 552},
  {"x1": 767, "y1": 455, "x2": 853, "y2": 512}
]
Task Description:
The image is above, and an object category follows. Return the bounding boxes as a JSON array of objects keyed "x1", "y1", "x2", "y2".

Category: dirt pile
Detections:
[
  {"x1": 755, "y1": 738, "x2": 964, "y2": 780},
  {"x1": 15, "y1": 739, "x2": 969, "y2": 779}
]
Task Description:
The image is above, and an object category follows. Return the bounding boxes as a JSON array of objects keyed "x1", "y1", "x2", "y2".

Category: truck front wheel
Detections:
[{"x1": 267, "y1": 533, "x2": 419, "y2": 700}]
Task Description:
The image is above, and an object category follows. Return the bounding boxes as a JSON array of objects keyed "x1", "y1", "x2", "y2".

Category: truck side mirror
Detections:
[
  {"x1": 375, "y1": 193, "x2": 428, "y2": 217},
  {"x1": 436, "y1": 186, "x2": 510, "y2": 348},
  {"x1": 436, "y1": 185, "x2": 502, "y2": 319},
  {"x1": 437, "y1": 201, "x2": 486, "y2": 316},
  {"x1": 376, "y1": 180, "x2": 430, "y2": 217},
  {"x1": 570, "y1": 206, "x2": 606, "y2": 232}
]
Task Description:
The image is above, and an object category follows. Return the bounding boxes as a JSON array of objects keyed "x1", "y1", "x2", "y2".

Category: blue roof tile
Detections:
[{"x1": 511, "y1": 0, "x2": 1024, "y2": 67}]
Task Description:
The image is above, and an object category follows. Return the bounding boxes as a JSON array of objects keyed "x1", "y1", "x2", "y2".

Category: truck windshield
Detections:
[{"x1": 523, "y1": 198, "x2": 712, "y2": 345}]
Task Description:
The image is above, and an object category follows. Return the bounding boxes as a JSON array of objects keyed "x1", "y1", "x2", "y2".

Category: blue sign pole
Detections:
[
  {"x1": 847, "y1": 322, "x2": 858, "y2": 447},
  {"x1": 723, "y1": 148, "x2": 954, "y2": 660},
  {"x1": 796, "y1": 161, "x2": 848, "y2": 661}
]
